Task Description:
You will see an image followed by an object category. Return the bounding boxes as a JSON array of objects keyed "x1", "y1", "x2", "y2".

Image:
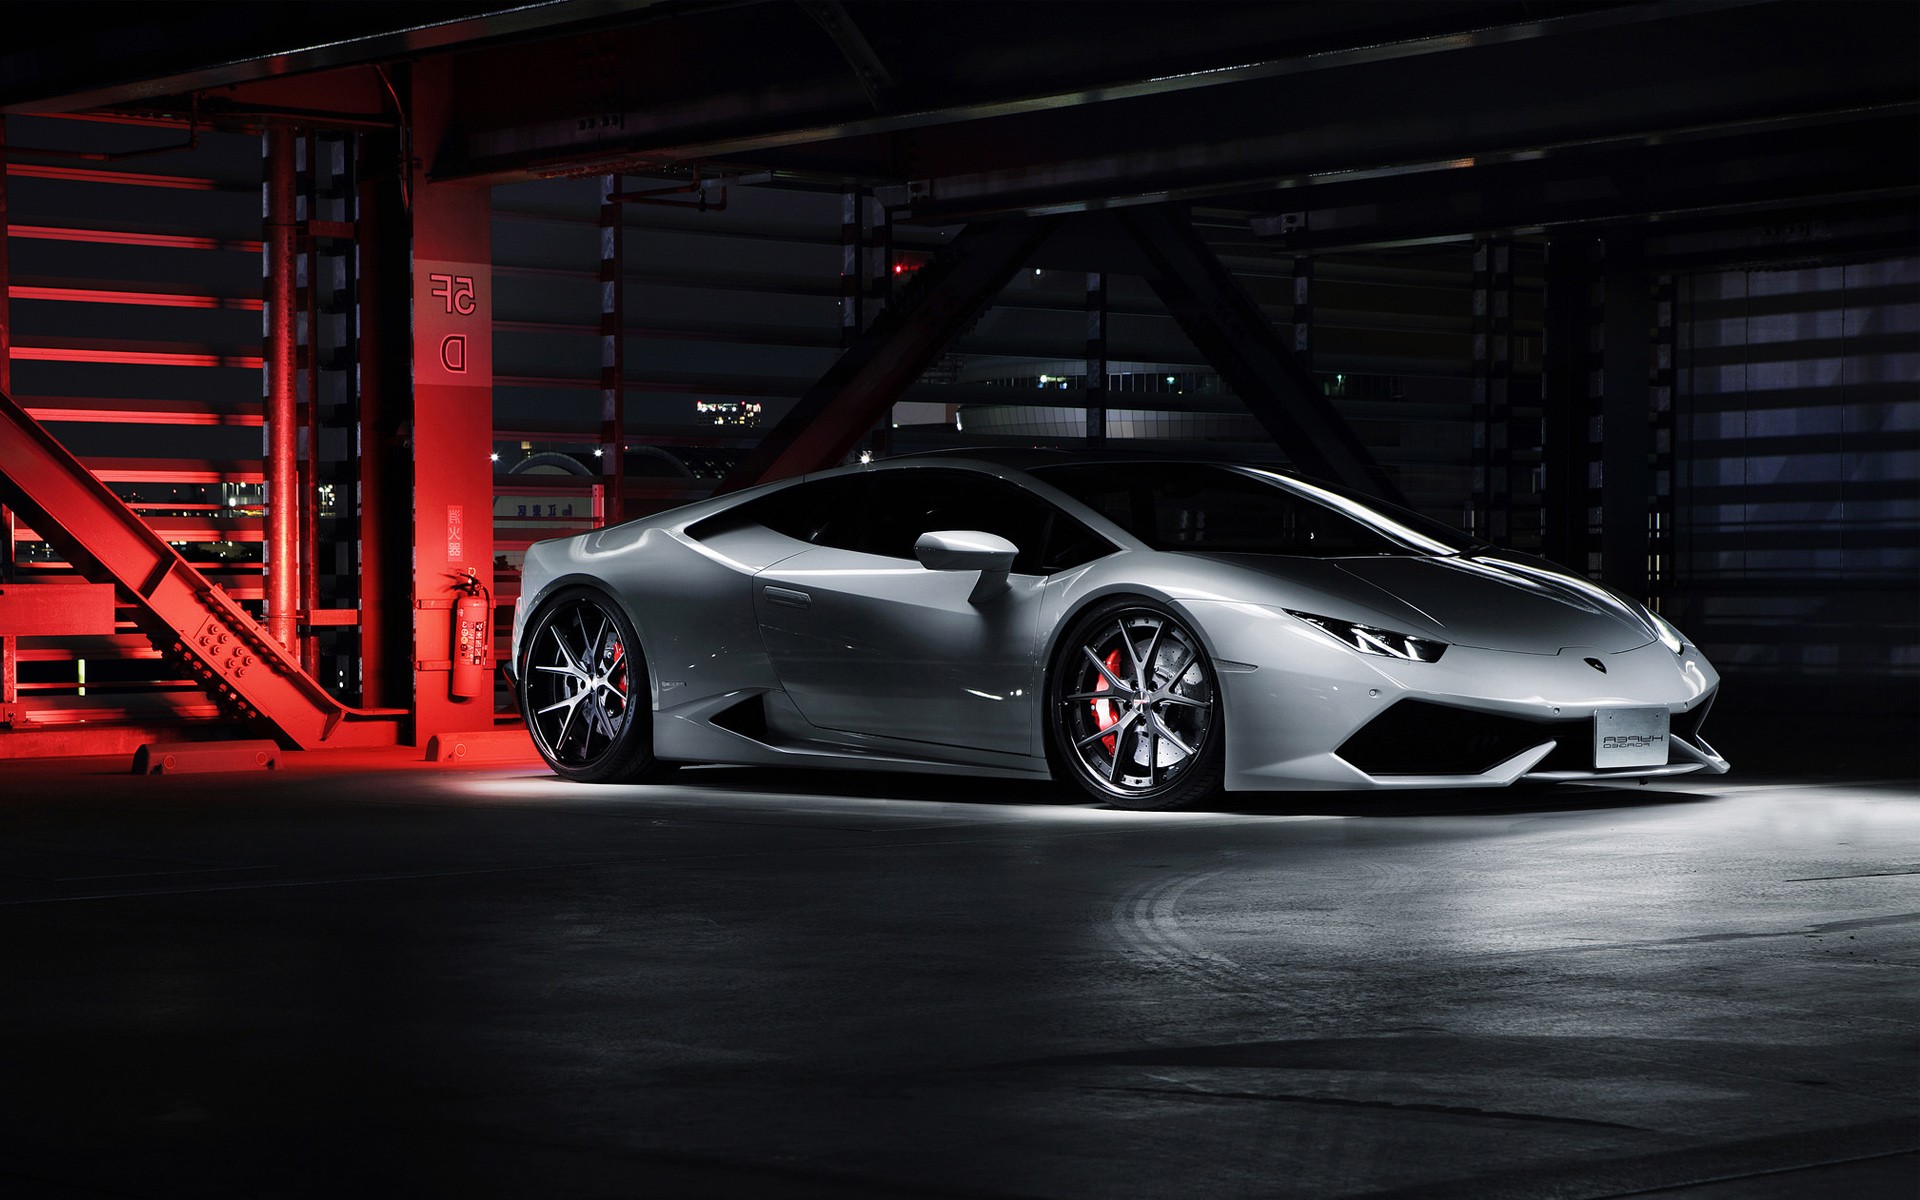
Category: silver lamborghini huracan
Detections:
[{"x1": 510, "y1": 456, "x2": 1727, "y2": 809}]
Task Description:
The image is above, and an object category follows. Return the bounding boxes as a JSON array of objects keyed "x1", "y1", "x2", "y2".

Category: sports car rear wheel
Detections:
[
  {"x1": 521, "y1": 587, "x2": 667, "y2": 783},
  {"x1": 1049, "y1": 600, "x2": 1224, "y2": 810}
]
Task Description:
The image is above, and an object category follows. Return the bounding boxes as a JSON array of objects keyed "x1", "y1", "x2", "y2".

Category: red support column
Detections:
[
  {"x1": 354, "y1": 131, "x2": 407, "y2": 711},
  {"x1": 300, "y1": 134, "x2": 322, "y2": 677},
  {"x1": 409, "y1": 58, "x2": 496, "y2": 747},
  {"x1": 2, "y1": 114, "x2": 15, "y2": 588},
  {"x1": 0, "y1": 114, "x2": 12, "y2": 727},
  {"x1": 264, "y1": 127, "x2": 300, "y2": 652}
]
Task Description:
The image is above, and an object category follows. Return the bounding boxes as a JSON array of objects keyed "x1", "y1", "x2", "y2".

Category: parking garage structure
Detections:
[{"x1": 0, "y1": 3, "x2": 1915, "y2": 1196}]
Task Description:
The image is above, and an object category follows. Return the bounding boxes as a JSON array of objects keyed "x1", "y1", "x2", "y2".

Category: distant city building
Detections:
[{"x1": 696, "y1": 400, "x2": 763, "y2": 428}]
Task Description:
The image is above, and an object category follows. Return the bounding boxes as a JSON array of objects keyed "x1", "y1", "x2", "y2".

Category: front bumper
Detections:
[
  {"x1": 1336, "y1": 692, "x2": 1728, "y2": 784},
  {"x1": 1183, "y1": 600, "x2": 1726, "y2": 791}
]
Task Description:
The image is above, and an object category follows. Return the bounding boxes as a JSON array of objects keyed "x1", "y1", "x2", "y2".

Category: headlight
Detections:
[
  {"x1": 1645, "y1": 606, "x2": 1687, "y2": 654},
  {"x1": 1286, "y1": 610, "x2": 1448, "y2": 662}
]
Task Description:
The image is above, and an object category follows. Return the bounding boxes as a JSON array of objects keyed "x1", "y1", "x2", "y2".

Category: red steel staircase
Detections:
[{"x1": 0, "y1": 385, "x2": 399, "y2": 749}]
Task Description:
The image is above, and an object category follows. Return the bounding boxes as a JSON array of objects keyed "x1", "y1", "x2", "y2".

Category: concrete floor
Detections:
[{"x1": 0, "y1": 753, "x2": 1914, "y2": 1199}]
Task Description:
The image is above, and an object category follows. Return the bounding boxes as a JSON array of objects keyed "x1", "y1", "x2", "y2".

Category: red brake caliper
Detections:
[
  {"x1": 609, "y1": 641, "x2": 626, "y2": 695},
  {"x1": 1091, "y1": 649, "x2": 1124, "y2": 754}
]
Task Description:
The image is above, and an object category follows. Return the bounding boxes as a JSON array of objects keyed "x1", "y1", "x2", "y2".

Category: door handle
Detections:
[{"x1": 763, "y1": 585, "x2": 811, "y2": 610}]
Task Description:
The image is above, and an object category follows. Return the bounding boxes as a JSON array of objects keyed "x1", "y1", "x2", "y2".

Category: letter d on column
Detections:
[{"x1": 440, "y1": 334, "x2": 467, "y2": 373}]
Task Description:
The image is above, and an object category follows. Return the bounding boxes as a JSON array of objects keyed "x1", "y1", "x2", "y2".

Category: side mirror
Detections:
[{"x1": 914, "y1": 530, "x2": 1018, "y2": 602}]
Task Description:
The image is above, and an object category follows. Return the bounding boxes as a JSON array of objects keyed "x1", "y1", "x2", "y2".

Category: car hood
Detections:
[{"x1": 1189, "y1": 553, "x2": 1657, "y2": 654}]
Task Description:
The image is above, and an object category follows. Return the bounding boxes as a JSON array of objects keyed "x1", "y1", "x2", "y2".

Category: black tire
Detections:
[
  {"x1": 1047, "y1": 598, "x2": 1225, "y2": 810},
  {"x1": 519, "y1": 586, "x2": 667, "y2": 783}
]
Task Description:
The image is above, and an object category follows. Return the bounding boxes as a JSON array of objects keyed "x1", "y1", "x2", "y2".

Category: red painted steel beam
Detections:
[
  {"x1": 1, "y1": 117, "x2": 10, "y2": 397},
  {"x1": 0, "y1": 385, "x2": 398, "y2": 748},
  {"x1": 80, "y1": 458, "x2": 266, "y2": 484},
  {"x1": 354, "y1": 137, "x2": 399, "y2": 711},
  {"x1": 10, "y1": 223, "x2": 262, "y2": 253},
  {"x1": 10, "y1": 338, "x2": 264, "y2": 368},
  {"x1": 718, "y1": 216, "x2": 1058, "y2": 491},
  {"x1": 301, "y1": 156, "x2": 323, "y2": 679},
  {"x1": 23, "y1": 397, "x2": 265, "y2": 426},
  {"x1": 2, "y1": 115, "x2": 14, "y2": 592},
  {"x1": 11, "y1": 283, "x2": 261, "y2": 310},
  {"x1": 0, "y1": 637, "x2": 16, "y2": 723},
  {"x1": 0, "y1": 584, "x2": 116, "y2": 636},
  {"x1": 3, "y1": 163, "x2": 234, "y2": 191},
  {"x1": 264, "y1": 127, "x2": 299, "y2": 653},
  {"x1": 12, "y1": 634, "x2": 164, "y2": 662},
  {"x1": 13, "y1": 520, "x2": 262, "y2": 544}
]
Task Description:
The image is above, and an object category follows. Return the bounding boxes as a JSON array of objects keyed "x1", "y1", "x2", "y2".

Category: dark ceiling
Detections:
[{"x1": 4, "y1": 1, "x2": 1916, "y2": 251}]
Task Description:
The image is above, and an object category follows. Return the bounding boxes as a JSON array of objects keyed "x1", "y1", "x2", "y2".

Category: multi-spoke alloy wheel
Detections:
[
  {"x1": 1050, "y1": 600, "x2": 1224, "y2": 809},
  {"x1": 520, "y1": 588, "x2": 663, "y2": 782}
]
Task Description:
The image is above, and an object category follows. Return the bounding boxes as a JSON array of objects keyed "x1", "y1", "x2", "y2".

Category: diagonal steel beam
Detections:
[
  {"x1": 0, "y1": 385, "x2": 398, "y2": 749},
  {"x1": 1119, "y1": 205, "x2": 1403, "y2": 504},
  {"x1": 718, "y1": 215, "x2": 1058, "y2": 491}
]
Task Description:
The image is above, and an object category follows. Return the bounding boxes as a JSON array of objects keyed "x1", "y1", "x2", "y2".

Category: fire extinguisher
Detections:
[{"x1": 449, "y1": 568, "x2": 492, "y2": 700}]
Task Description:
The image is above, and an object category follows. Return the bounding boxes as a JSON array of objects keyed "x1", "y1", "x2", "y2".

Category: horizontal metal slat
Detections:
[
  {"x1": 16, "y1": 519, "x2": 262, "y2": 544},
  {"x1": 12, "y1": 279, "x2": 261, "y2": 311},
  {"x1": 6, "y1": 695, "x2": 225, "y2": 725},
  {"x1": 9, "y1": 222, "x2": 262, "y2": 253},
  {"x1": 12, "y1": 337, "x2": 264, "y2": 369},
  {"x1": 24, "y1": 396, "x2": 266, "y2": 426},
  {"x1": 5, "y1": 163, "x2": 243, "y2": 191},
  {"x1": 81, "y1": 458, "x2": 267, "y2": 484},
  {"x1": 14, "y1": 635, "x2": 167, "y2": 662}
]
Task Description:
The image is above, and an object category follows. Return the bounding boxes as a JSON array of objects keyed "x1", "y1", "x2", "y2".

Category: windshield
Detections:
[{"x1": 1029, "y1": 462, "x2": 1484, "y2": 557}]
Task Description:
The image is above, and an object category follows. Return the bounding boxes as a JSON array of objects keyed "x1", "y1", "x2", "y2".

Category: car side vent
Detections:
[{"x1": 709, "y1": 693, "x2": 771, "y2": 743}]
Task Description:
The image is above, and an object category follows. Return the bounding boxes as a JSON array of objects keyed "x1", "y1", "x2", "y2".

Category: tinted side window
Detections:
[
  {"x1": 863, "y1": 470, "x2": 1108, "y2": 574},
  {"x1": 721, "y1": 470, "x2": 1112, "y2": 573},
  {"x1": 728, "y1": 475, "x2": 872, "y2": 548}
]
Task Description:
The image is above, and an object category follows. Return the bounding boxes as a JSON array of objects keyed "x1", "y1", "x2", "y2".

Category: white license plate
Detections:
[{"x1": 1594, "y1": 707, "x2": 1670, "y2": 768}]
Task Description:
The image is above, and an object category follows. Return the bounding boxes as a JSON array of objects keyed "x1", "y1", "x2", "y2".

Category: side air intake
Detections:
[
  {"x1": 708, "y1": 693, "x2": 772, "y2": 743},
  {"x1": 1338, "y1": 700, "x2": 1583, "y2": 776}
]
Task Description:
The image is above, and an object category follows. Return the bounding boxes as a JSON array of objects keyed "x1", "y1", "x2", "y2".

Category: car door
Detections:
[{"x1": 750, "y1": 468, "x2": 1100, "y2": 758}]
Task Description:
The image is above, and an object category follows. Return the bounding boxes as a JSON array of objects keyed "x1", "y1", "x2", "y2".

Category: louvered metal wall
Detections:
[
  {"x1": 487, "y1": 177, "x2": 1521, "y2": 544},
  {"x1": 1674, "y1": 256, "x2": 1920, "y2": 731}
]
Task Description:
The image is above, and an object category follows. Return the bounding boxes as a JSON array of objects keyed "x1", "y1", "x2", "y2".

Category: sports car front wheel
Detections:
[
  {"x1": 1049, "y1": 600, "x2": 1224, "y2": 810},
  {"x1": 520, "y1": 587, "x2": 668, "y2": 783}
]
